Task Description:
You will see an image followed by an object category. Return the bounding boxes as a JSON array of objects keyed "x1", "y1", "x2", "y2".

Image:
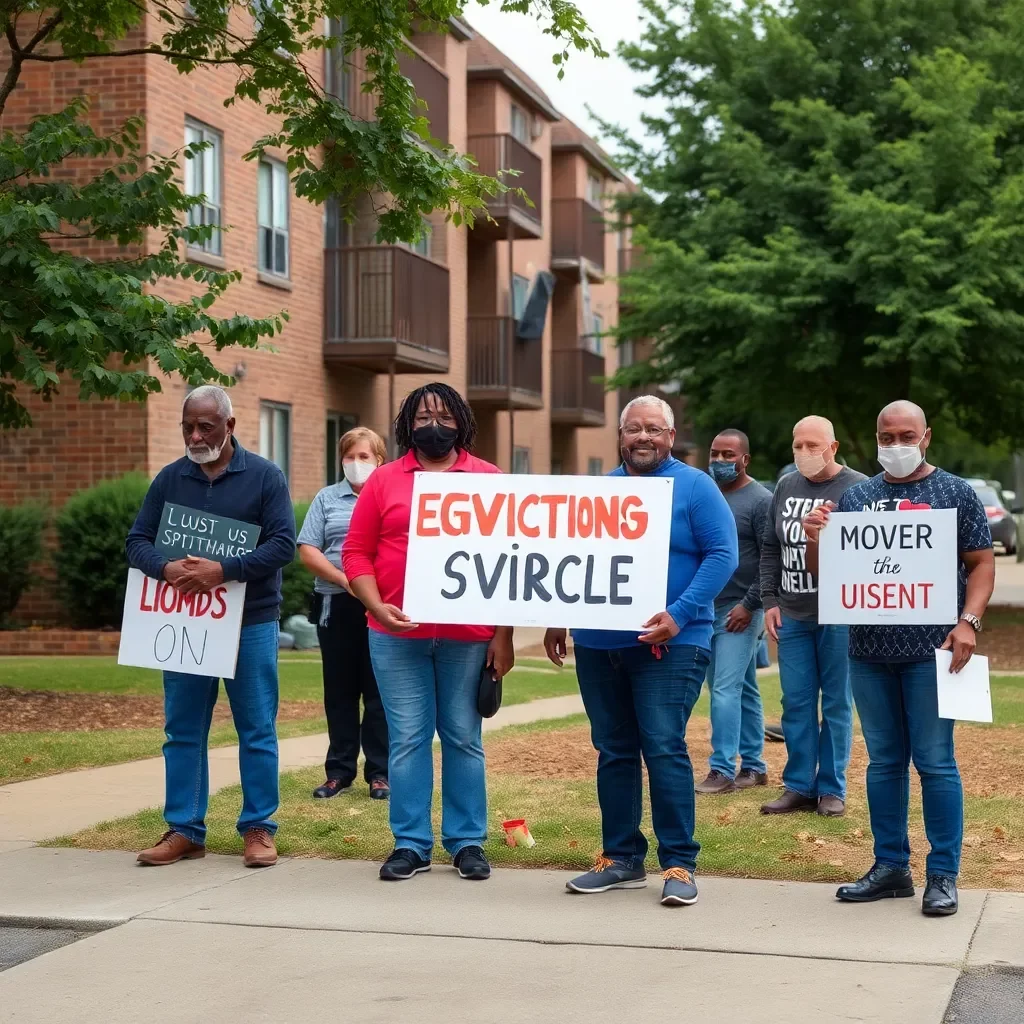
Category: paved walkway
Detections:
[
  {"x1": 0, "y1": 848, "x2": 1021, "y2": 1022},
  {"x1": 0, "y1": 693, "x2": 585, "y2": 845},
  {"x1": 993, "y1": 557, "x2": 1024, "y2": 606}
]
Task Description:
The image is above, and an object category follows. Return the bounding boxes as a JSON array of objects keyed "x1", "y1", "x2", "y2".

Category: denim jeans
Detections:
[
  {"x1": 368, "y1": 632, "x2": 489, "y2": 860},
  {"x1": 162, "y1": 620, "x2": 280, "y2": 843},
  {"x1": 777, "y1": 614, "x2": 852, "y2": 800},
  {"x1": 705, "y1": 606, "x2": 767, "y2": 779},
  {"x1": 575, "y1": 644, "x2": 709, "y2": 872},
  {"x1": 850, "y1": 659, "x2": 963, "y2": 878}
]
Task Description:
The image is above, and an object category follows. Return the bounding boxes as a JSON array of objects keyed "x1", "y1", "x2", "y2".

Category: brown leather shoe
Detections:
[
  {"x1": 760, "y1": 790, "x2": 817, "y2": 815},
  {"x1": 695, "y1": 770, "x2": 737, "y2": 794},
  {"x1": 243, "y1": 828, "x2": 278, "y2": 868},
  {"x1": 137, "y1": 830, "x2": 205, "y2": 866},
  {"x1": 735, "y1": 769, "x2": 769, "y2": 789},
  {"x1": 817, "y1": 795, "x2": 846, "y2": 817}
]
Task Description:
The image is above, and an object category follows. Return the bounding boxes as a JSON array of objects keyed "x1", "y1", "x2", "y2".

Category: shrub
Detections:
[
  {"x1": 280, "y1": 500, "x2": 314, "y2": 620},
  {"x1": 55, "y1": 473, "x2": 151, "y2": 628},
  {"x1": 0, "y1": 501, "x2": 45, "y2": 625}
]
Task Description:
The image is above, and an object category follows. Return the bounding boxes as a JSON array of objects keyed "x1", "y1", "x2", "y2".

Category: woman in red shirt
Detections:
[{"x1": 344, "y1": 383, "x2": 514, "y2": 882}]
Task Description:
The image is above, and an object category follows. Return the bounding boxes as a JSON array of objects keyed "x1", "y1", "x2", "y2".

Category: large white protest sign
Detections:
[
  {"x1": 402, "y1": 473, "x2": 674, "y2": 630},
  {"x1": 817, "y1": 509, "x2": 958, "y2": 625},
  {"x1": 118, "y1": 569, "x2": 246, "y2": 678}
]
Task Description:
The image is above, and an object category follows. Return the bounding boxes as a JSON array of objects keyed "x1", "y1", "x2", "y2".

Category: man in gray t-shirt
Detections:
[
  {"x1": 696, "y1": 430, "x2": 773, "y2": 795},
  {"x1": 758, "y1": 416, "x2": 866, "y2": 818}
]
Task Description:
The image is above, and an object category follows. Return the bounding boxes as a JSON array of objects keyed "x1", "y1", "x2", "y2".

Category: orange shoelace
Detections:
[
  {"x1": 593, "y1": 855, "x2": 616, "y2": 872},
  {"x1": 662, "y1": 867, "x2": 694, "y2": 884}
]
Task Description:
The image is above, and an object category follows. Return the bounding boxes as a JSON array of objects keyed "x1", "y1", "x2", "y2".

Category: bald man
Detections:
[
  {"x1": 759, "y1": 416, "x2": 866, "y2": 817},
  {"x1": 804, "y1": 401, "x2": 994, "y2": 916}
]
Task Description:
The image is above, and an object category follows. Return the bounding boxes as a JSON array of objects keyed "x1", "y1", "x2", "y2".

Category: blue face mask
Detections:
[{"x1": 709, "y1": 460, "x2": 740, "y2": 485}]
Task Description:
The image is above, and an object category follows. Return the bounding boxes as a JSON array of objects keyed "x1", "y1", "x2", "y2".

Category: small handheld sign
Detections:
[
  {"x1": 118, "y1": 502, "x2": 259, "y2": 678},
  {"x1": 817, "y1": 508, "x2": 958, "y2": 625}
]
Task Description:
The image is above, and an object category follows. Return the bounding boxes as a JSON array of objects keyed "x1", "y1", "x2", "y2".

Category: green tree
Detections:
[
  {"x1": 609, "y1": 0, "x2": 1024, "y2": 470},
  {"x1": 1, "y1": 1, "x2": 603, "y2": 428}
]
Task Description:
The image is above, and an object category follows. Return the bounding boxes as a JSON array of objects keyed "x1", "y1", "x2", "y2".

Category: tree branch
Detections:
[{"x1": 0, "y1": 10, "x2": 63, "y2": 114}]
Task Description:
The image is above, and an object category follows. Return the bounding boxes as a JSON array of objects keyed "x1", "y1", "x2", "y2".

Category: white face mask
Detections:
[
  {"x1": 877, "y1": 444, "x2": 924, "y2": 479},
  {"x1": 343, "y1": 460, "x2": 377, "y2": 487}
]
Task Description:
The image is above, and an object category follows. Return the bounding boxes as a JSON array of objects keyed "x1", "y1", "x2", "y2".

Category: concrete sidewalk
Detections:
[
  {"x1": 1, "y1": 848, "x2": 1022, "y2": 1023},
  {"x1": 0, "y1": 693, "x2": 585, "y2": 845}
]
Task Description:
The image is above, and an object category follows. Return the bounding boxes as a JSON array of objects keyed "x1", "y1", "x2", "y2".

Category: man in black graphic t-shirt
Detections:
[{"x1": 804, "y1": 402, "x2": 994, "y2": 919}]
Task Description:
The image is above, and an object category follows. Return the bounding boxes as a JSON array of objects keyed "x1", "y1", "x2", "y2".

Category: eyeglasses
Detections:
[{"x1": 622, "y1": 425, "x2": 670, "y2": 439}]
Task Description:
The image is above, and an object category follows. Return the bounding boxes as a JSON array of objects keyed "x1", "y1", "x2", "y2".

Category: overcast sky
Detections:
[{"x1": 465, "y1": 0, "x2": 668, "y2": 155}]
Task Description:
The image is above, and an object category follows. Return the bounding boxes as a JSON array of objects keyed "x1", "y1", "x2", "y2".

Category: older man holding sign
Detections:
[
  {"x1": 124, "y1": 386, "x2": 295, "y2": 869},
  {"x1": 544, "y1": 396, "x2": 737, "y2": 908},
  {"x1": 805, "y1": 402, "x2": 994, "y2": 917}
]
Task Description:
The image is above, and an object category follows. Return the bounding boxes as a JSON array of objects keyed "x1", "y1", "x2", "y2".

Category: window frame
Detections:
[
  {"x1": 512, "y1": 446, "x2": 531, "y2": 475},
  {"x1": 325, "y1": 411, "x2": 358, "y2": 484},
  {"x1": 259, "y1": 400, "x2": 292, "y2": 482},
  {"x1": 184, "y1": 119, "x2": 223, "y2": 257},
  {"x1": 586, "y1": 169, "x2": 604, "y2": 209},
  {"x1": 587, "y1": 457, "x2": 604, "y2": 477},
  {"x1": 510, "y1": 103, "x2": 531, "y2": 146},
  {"x1": 258, "y1": 158, "x2": 290, "y2": 278},
  {"x1": 585, "y1": 312, "x2": 604, "y2": 355},
  {"x1": 511, "y1": 273, "x2": 530, "y2": 320}
]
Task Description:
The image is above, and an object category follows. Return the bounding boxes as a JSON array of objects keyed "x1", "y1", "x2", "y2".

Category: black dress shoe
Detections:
[
  {"x1": 312, "y1": 778, "x2": 351, "y2": 799},
  {"x1": 764, "y1": 724, "x2": 785, "y2": 743},
  {"x1": 922, "y1": 875, "x2": 958, "y2": 916},
  {"x1": 836, "y1": 864, "x2": 915, "y2": 903}
]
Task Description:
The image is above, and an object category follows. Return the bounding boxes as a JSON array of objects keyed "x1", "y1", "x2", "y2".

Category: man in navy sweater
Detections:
[
  {"x1": 126, "y1": 386, "x2": 295, "y2": 868},
  {"x1": 544, "y1": 396, "x2": 738, "y2": 907}
]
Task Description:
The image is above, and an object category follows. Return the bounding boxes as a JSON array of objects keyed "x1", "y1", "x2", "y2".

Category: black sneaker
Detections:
[
  {"x1": 312, "y1": 778, "x2": 351, "y2": 799},
  {"x1": 453, "y1": 845, "x2": 491, "y2": 880},
  {"x1": 379, "y1": 848, "x2": 431, "y2": 881}
]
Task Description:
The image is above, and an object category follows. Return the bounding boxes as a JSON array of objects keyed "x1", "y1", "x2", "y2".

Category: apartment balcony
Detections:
[
  {"x1": 323, "y1": 246, "x2": 450, "y2": 374},
  {"x1": 550, "y1": 348, "x2": 607, "y2": 427},
  {"x1": 551, "y1": 199, "x2": 606, "y2": 279},
  {"x1": 466, "y1": 134, "x2": 543, "y2": 240},
  {"x1": 618, "y1": 385, "x2": 694, "y2": 454},
  {"x1": 466, "y1": 316, "x2": 543, "y2": 409},
  {"x1": 326, "y1": 44, "x2": 449, "y2": 144}
]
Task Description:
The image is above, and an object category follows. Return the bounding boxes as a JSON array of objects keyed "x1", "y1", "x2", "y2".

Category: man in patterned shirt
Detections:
[{"x1": 803, "y1": 401, "x2": 994, "y2": 917}]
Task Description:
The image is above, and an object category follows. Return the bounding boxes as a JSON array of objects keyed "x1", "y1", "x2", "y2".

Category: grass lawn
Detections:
[
  {"x1": 0, "y1": 657, "x2": 578, "y2": 785},
  {"x1": 52, "y1": 674, "x2": 1024, "y2": 890}
]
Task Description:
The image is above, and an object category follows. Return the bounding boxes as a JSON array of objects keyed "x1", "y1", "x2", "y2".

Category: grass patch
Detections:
[{"x1": 0, "y1": 718, "x2": 328, "y2": 785}]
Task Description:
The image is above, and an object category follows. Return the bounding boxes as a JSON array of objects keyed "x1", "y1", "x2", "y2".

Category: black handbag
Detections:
[{"x1": 477, "y1": 665, "x2": 502, "y2": 718}]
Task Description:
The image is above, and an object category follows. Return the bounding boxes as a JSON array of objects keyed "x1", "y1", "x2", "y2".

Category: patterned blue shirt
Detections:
[{"x1": 836, "y1": 469, "x2": 992, "y2": 661}]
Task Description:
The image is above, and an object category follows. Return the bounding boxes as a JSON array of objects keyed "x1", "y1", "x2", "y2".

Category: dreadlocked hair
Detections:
[{"x1": 394, "y1": 382, "x2": 477, "y2": 453}]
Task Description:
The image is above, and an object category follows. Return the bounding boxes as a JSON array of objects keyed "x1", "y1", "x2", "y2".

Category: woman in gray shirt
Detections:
[{"x1": 298, "y1": 428, "x2": 390, "y2": 801}]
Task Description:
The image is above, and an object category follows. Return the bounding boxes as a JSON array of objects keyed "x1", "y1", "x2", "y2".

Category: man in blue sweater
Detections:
[
  {"x1": 544, "y1": 396, "x2": 738, "y2": 907},
  {"x1": 125, "y1": 386, "x2": 295, "y2": 869}
]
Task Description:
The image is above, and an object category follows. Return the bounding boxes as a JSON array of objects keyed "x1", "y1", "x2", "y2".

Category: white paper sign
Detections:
[
  {"x1": 936, "y1": 649, "x2": 992, "y2": 723},
  {"x1": 118, "y1": 568, "x2": 246, "y2": 678},
  {"x1": 402, "y1": 473, "x2": 674, "y2": 629},
  {"x1": 818, "y1": 509, "x2": 958, "y2": 625}
]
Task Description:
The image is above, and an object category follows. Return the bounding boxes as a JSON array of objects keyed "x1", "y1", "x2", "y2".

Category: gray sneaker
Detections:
[
  {"x1": 566, "y1": 856, "x2": 647, "y2": 894},
  {"x1": 661, "y1": 868, "x2": 699, "y2": 906}
]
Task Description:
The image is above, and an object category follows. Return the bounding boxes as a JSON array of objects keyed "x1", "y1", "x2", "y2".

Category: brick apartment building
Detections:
[{"x1": 0, "y1": 12, "x2": 691, "y2": 620}]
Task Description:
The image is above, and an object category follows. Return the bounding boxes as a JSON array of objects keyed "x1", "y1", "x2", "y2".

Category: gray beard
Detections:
[{"x1": 622, "y1": 447, "x2": 668, "y2": 474}]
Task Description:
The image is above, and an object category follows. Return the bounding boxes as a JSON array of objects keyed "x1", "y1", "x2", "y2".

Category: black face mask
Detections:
[{"x1": 412, "y1": 423, "x2": 458, "y2": 461}]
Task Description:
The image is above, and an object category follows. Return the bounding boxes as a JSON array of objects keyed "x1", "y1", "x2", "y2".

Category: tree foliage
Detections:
[
  {"x1": 609, "y1": 0, "x2": 1024, "y2": 468},
  {"x1": 0, "y1": 1, "x2": 603, "y2": 428}
]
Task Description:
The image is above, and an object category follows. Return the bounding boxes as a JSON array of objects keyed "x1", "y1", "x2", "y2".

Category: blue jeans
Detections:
[
  {"x1": 850, "y1": 659, "x2": 963, "y2": 878},
  {"x1": 368, "y1": 632, "x2": 489, "y2": 860},
  {"x1": 777, "y1": 614, "x2": 852, "y2": 800},
  {"x1": 705, "y1": 607, "x2": 766, "y2": 778},
  {"x1": 162, "y1": 620, "x2": 280, "y2": 843},
  {"x1": 575, "y1": 644, "x2": 708, "y2": 872}
]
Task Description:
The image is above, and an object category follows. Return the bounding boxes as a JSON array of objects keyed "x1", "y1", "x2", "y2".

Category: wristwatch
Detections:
[{"x1": 960, "y1": 613, "x2": 983, "y2": 633}]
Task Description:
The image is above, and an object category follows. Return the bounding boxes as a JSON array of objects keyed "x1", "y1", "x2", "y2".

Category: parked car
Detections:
[{"x1": 966, "y1": 481, "x2": 1018, "y2": 555}]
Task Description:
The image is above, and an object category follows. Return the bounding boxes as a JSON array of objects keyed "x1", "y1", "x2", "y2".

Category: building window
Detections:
[
  {"x1": 184, "y1": 120, "x2": 222, "y2": 256},
  {"x1": 258, "y1": 159, "x2": 289, "y2": 277},
  {"x1": 586, "y1": 170, "x2": 604, "y2": 208},
  {"x1": 398, "y1": 217, "x2": 431, "y2": 259},
  {"x1": 325, "y1": 412, "x2": 358, "y2": 484},
  {"x1": 512, "y1": 446, "x2": 531, "y2": 474},
  {"x1": 551, "y1": 458, "x2": 563, "y2": 475},
  {"x1": 324, "y1": 17, "x2": 347, "y2": 105},
  {"x1": 585, "y1": 312, "x2": 604, "y2": 355},
  {"x1": 511, "y1": 273, "x2": 530, "y2": 320},
  {"x1": 510, "y1": 103, "x2": 530, "y2": 145},
  {"x1": 588, "y1": 457, "x2": 604, "y2": 476},
  {"x1": 260, "y1": 401, "x2": 291, "y2": 481},
  {"x1": 619, "y1": 337, "x2": 635, "y2": 368}
]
